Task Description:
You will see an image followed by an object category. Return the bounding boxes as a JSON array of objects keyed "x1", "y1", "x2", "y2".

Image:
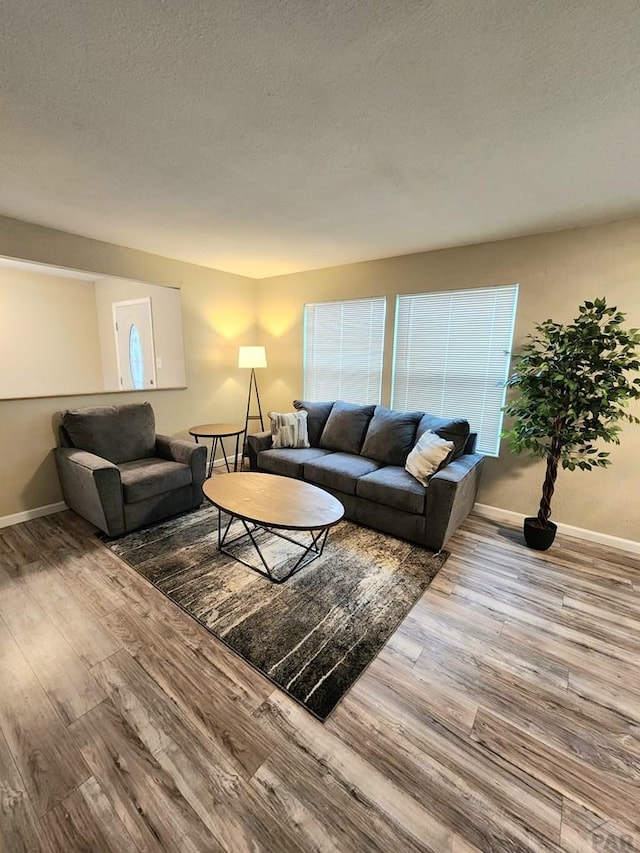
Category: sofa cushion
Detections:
[
  {"x1": 416, "y1": 413, "x2": 470, "y2": 460},
  {"x1": 268, "y1": 410, "x2": 310, "y2": 449},
  {"x1": 360, "y1": 406, "x2": 423, "y2": 466},
  {"x1": 303, "y1": 452, "x2": 382, "y2": 496},
  {"x1": 62, "y1": 402, "x2": 157, "y2": 465},
  {"x1": 318, "y1": 401, "x2": 376, "y2": 455},
  {"x1": 293, "y1": 400, "x2": 335, "y2": 447},
  {"x1": 119, "y1": 457, "x2": 192, "y2": 503},
  {"x1": 356, "y1": 466, "x2": 427, "y2": 515},
  {"x1": 258, "y1": 447, "x2": 333, "y2": 479}
]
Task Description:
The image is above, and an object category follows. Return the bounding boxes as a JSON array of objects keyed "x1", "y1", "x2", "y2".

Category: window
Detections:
[
  {"x1": 391, "y1": 284, "x2": 519, "y2": 455},
  {"x1": 304, "y1": 297, "x2": 386, "y2": 404}
]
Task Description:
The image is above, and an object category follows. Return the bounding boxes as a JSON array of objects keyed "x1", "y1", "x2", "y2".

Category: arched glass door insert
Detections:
[
  {"x1": 112, "y1": 297, "x2": 157, "y2": 390},
  {"x1": 129, "y1": 324, "x2": 144, "y2": 389}
]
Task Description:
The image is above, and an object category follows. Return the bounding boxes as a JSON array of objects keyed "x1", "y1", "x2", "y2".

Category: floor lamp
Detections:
[{"x1": 239, "y1": 346, "x2": 267, "y2": 448}]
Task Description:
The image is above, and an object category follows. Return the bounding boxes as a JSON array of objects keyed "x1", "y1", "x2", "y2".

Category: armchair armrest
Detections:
[
  {"x1": 54, "y1": 447, "x2": 125, "y2": 537},
  {"x1": 246, "y1": 430, "x2": 273, "y2": 470},
  {"x1": 424, "y1": 452, "x2": 485, "y2": 550},
  {"x1": 156, "y1": 434, "x2": 207, "y2": 485}
]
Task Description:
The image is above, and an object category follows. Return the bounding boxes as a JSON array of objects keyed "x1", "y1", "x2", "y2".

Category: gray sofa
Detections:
[
  {"x1": 55, "y1": 402, "x2": 206, "y2": 537},
  {"x1": 247, "y1": 400, "x2": 484, "y2": 551}
]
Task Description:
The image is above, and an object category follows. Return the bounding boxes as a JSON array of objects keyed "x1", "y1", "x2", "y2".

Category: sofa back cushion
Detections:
[
  {"x1": 416, "y1": 413, "x2": 470, "y2": 460},
  {"x1": 62, "y1": 402, "x2": 157, "y2": 464},
  {"x1": 318, "y1": 401, "x2": 376, "y2": 454},
  {"x1": 293, "y1": 400, "x2": 335, "y2": 447},
  {"x1": 360, "y1": 406, "x2": 423, "y2": 466}
]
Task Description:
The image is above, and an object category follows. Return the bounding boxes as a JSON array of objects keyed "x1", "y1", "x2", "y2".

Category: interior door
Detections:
[{"x1": 113, "y1": 298, "x2": 157, "y2": 390}]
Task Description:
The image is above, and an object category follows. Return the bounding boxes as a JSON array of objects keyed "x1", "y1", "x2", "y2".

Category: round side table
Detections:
[{"x1": 189, "y1": 423, "x2": 245, "y2": 477}]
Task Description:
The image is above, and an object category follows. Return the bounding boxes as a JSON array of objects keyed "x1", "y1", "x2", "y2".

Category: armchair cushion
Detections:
[
  {"x1": 119, "y1": 458, "x2": 192, "y2": 503},
  {"x1": 62, "y1": 402, "x2": 156, "y2": 464}
]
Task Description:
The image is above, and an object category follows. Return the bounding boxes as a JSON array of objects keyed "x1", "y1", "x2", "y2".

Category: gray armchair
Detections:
[{"x1": 55, "y1": 402, "x2": 206, "y2": 536}]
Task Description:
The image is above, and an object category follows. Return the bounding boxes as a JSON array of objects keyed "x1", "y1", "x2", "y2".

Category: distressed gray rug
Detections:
[{"x1": 103, "y1": 504, "x2": 447, "y2": 720}]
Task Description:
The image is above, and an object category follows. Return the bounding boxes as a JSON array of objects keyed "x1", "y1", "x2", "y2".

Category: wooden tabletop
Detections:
[
  {"x1": 203, "y1": 473, "x2": 345, "y2": 531},
  {"x1": 189, "y1": 423, "x2": 245, "y2": 438}
]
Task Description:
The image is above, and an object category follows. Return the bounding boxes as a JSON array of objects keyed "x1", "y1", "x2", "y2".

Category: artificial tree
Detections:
[{"x1": 503, "y1": 298, "x2": 640, "y2": 549}]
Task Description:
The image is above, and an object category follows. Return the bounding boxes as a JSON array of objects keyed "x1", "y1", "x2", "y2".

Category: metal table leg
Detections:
[{"x1": 217, "y1": 510, "x2": 331, "y2": 583}]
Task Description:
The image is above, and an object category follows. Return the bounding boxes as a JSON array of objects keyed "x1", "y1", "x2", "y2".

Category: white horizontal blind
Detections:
[
  {"x1": 304, "y1": 297, "x2": 386, "y2": 404},
  {"x1": 391, "y1": 284, "x2": 518, "y2": 456}
]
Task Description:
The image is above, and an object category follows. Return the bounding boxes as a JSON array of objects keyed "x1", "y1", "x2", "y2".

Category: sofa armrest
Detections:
[
  {"x1": 54, "y1": 447, "x2": 125, "y2": 537},
  {"x1": 156, "y1": 434, "x2": 207, "y2": 484},
  {"x1": 246, "y1": 430, "x2": 273, "y2": 470},
  {"x1": 424, "y1": 452, "x2": 485, "y2": 550}
]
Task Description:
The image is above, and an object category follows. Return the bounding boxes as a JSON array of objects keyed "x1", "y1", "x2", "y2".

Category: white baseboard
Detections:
[
  {"x1": 0, "y1": 501, "x2": 68, "y2": 530},
  {"x1": 473, "y1": 502, "x2": 640, "y2": 556},
  {"x1": 212, "y1": 454, "x2": 243, "y2": 470}
]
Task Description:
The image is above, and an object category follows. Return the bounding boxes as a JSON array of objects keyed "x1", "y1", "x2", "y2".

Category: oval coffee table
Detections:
[{"x1": 203, "y1": 472, "x2": 345, "y2": 583}]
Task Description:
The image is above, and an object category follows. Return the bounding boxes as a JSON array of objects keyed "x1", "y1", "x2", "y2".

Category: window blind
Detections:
[
  {"x1": 391, "y1": 284, "x2": 518, "y2": 456},
  {"x1": 304, "y1": 297, "x2": 386, "y2": 404}
]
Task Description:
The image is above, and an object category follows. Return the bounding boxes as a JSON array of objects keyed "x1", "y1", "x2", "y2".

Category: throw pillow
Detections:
[
  {"x1": 416, "y1": 413, "x2": 470, "y2": 460},
  {"x1": 293, "y1": 400, "x2": 335, "y2": 447},
  {"x1": 405, "y1": 429, "x2": 455, "y2": 486},
  {"x1": 318, "y1": 401, "x2": 376, "y2": 455},
  {"x1": 268, "y1": 410, "x2": 310, "y2": 449}
]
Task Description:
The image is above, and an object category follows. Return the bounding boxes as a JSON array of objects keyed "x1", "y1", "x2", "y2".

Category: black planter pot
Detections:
[{"x1": 523, "y1": 517, "x2": 557, "y2": 551}]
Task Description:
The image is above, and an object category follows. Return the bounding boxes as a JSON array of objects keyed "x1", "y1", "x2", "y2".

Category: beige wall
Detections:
[
  {"x1": 0, "y1": 216, "x2": 257, "y2": 518},
  {"x1": 2, "y1": 214, "x2": 639, "y2": 541},
  {"x1": 0, "y1": 268, "x2": 103, "y2": 397},
  {"x1": 256, "y1": 218, "x2": 640, "y2": 542}
]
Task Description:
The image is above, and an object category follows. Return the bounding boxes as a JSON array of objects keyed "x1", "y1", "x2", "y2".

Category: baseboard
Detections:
[
  {"x1": 473, "y1": 502, "x2": 640, "y2": 556},
  {"x1": 0, "y1": 501, "x2": 68, "y2": 530},
  {"x1": 212, "y1": 454, "x2": 243, "y2": 470}
]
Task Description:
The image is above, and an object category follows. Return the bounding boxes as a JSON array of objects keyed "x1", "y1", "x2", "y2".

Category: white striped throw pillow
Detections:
[{"x1": 268, "y1": 411, "x2": 311, "y2": 449}]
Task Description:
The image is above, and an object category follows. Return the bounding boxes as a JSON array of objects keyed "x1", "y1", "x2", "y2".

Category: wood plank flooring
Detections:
[{"x1": 1, "y1": 506, "x2": 639, "y2": 852}]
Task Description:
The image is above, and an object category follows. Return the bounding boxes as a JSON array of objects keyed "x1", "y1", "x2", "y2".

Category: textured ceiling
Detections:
[{"x1": 2, "y1": 0, "x2": 640, "y2": 278}]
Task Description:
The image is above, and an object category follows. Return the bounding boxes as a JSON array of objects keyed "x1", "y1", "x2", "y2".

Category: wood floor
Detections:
[{"x1": 1, "y1": 507, "x2": 639, "y2": 853}]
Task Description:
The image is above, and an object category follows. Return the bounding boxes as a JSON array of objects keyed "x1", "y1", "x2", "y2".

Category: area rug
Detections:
[{"x1": 102, "y1": 505, "x2": 447, "y2": 720}]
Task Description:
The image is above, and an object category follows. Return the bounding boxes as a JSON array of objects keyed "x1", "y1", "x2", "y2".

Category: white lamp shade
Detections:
[{"x1": 238, "y1": 345, "x2": 267, "y2": 369}]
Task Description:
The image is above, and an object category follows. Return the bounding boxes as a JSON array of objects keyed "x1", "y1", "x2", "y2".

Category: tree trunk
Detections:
[{"x1": 537, "y1": 448, "x2": 560, "y2": 527}]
